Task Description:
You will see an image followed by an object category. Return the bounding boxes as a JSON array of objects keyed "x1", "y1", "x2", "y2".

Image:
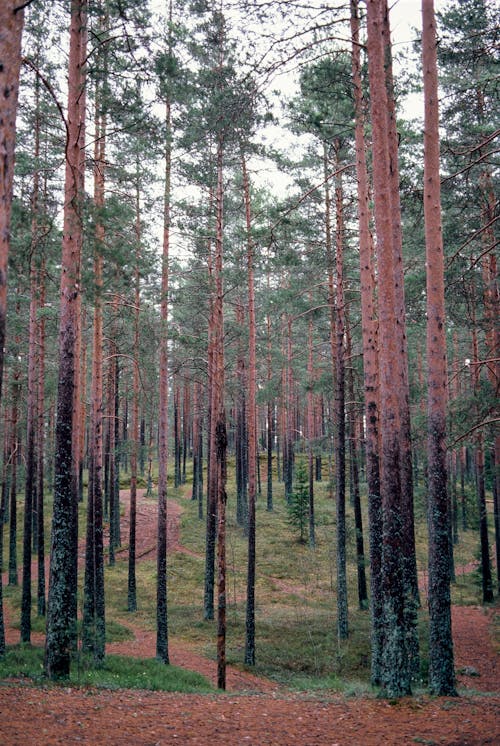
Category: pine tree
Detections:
[{"x1": 287, "y1": 459, "x2": 309, "y2": 544}]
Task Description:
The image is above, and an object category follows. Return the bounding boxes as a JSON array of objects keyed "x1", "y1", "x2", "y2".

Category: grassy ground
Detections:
[{"x1": 1, "y1": 455, "x2": 496, "y2": 693}]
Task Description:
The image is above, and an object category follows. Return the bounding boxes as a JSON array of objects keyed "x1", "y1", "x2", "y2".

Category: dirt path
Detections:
[
  {"x1": 108, "y1": 486, "x2": 277, "y2": 692},
  {"x1": 1, "y1": 486, "x2": 499, "y2": 744}
]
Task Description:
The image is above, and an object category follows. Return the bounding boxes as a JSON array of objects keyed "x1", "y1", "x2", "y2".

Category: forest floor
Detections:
[{"x1": 1, "y1": 487, "x2": 499, "y2": 745}]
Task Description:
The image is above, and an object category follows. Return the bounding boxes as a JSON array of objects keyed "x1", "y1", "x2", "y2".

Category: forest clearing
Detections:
[{"x1": 0, "y1": 0, "x2": 499, "y2": 743}]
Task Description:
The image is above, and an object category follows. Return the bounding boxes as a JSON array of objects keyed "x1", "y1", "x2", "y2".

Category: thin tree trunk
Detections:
[
  {"x1": 242, "y1": 153, "x2": 257, "y2": 666},
  {"x1": 37, "y1": 258, "x2": 46, "y2": 616},
  {"x1": 8, "y1": 372, "x2": 20, "y2": 588},
  {"x1": 266, "y1": 278, "x2": 274, "y2": 511},
  {"x1": 128, "y1": 154, "x2": 141, "y2": 614},
  {"x1": 204, "y1": 184, "x2": 217, "y2": 621},
  {"x1": 334, "y1": 140, "x2": 348, "y2": 640},
  {"x1": 307, "y1": 310, "x2": 315, "y2": 549},
  {"x1": 346, "y1": 312, "x2": 368, "y2": 610},
  {"x1": 471, "y1": 307, "x2": 494, "y2": 603},
  {"x1": 22, "y1": 108, "x2": 42, "y2": 637},
  {"x1": 157, "y1": 6, "x2": 172, "y2": 658}
]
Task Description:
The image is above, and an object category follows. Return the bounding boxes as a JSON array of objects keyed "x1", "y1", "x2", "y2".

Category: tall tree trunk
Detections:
[
  {"x1": 45, "y1": 0, "x2": 87, "y2": 680},
  {"x1": 83, "y1": 69, "x2": 106, "y2": 662},
  {"x1": 182, "y1": 380, "x2": 189, "y2": 484},
  {"x1": 0, "y1": 0, "x2": 24, "y2": 400},
  {"x1": 351, "y1": 0, "x2": 377, "y2": 635},
  {"x1": 422, "y1": 0, "x2": 456, "y2": 695},
  {"x1": 346, "y1": 312, "x2": 368, "y2": 610},
  {"x1": 366, "y1": 0, "x2": 411, "y2": 696},
  {"x1": 266, "y1": 276, "x2": 274, "y2": 512},
  {"x1": 22, "y1": 94, "x2": 43, "y2": 637},
  {"x1": 128, "y1": 157, "x2": 141, "y2": 614},
  {"x1": 380, "y1": 0, "x2": 421, "y2": 681},
  {"x1": 470, "y1": 302, "x2": 494, "y2": 604},
  {"x1": 204, "y1": 184, "x2": 217, "y2": 621},
  {"x1": 8, "y1": 370, "x2": 20, "y2": 588},
  {"x1": 37, "y1": 258, "x2": 46, "y2": 616},
  {"x1": 157, "y1": 8, "x2": 172, "y2": 659},
  {"x1": 242, "y1": 153, "x2": 257, "y2": 666},
  {"x1": 235, "y1": 301, "x2": 248, "y2": 529},
  {"x1": 307, "y1": 309, "x2": 315, "y2": 549},
  {"x1": 334, "y1": 140, "x2": 348, "y2": 640},
  {"x1": 0, "y1": 0, "x2": 25, "y2": 657},
  {"x1": 213, "y1": 126, "x2": 227, "y2": 689}
]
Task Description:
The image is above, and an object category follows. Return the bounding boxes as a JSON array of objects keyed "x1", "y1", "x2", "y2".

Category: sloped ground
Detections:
[{"x1": 1, "y1": 488, "x2": 498, "y2": 745}]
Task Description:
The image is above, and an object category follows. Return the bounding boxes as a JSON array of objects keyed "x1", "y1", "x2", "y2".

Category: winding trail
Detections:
[{"x1": 1, "y1": 484, "x2": 499, "y2": 744}]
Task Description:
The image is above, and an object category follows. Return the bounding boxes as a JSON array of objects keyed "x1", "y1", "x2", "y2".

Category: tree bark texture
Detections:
[
  {"x1": 350, "y1": 0, "x2": 383, "y2": 684},
  {"x1": 422, "y1": 0, "x2": 456, "y2": 696},
  {"x1": 366, "y1": 0, "x2": 411, "y2": 696},
  {"x1": 334, "y1": 142, "x2": 348, "y2": 641},
  {"x1": 157, "y1": 89, "x2": 172, "y2": 663},
  {"x1": 379, "y1": 2, "x2": 421, "y2": 683},
  {"x1": 242, "y1": 153, "x2": 257, "y2": 666},
  {"x1": 45, "y1": 0, "x2": 86, "y2": 679}
]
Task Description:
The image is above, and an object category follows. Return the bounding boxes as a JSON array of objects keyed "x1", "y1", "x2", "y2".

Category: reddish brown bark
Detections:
[
  {"x1": 0, "y1": 1, "x2": 24, "y2": 404},
  {"x1": 0, "y1": 3, "x2": 24, "y2": 653},
  {"x1": 366, "y1": 0, "x2": 410, "y2": 696},
  {"x1": 380, "y1": 6, "x2": 421, "y2": 683},
  {"x1": 350, "y1": 0, "x2": 382, "y2": 682},
  {"x1": 422, "y1": 0, "x2": 456, "y2": 695},
  {"x1": 46, "y1": 0, "x2": 87, "y2": 680}
]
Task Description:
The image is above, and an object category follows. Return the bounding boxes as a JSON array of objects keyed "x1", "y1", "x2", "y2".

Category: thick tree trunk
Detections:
[
  {"x1": 380, "y1": 3, "x2": 420, "y2": 683},
  {"x1": 0, "y1": 0, "x2": 25, "y2": 657},
  {"x1": 0, "y1": 1, "x2": 24, "y2": 399},
  {"x1": 366, "y1": 0, "x2": 411, "y2": 696},
  {"x1": 422, "y1": 0, "x2": 456, "y2": 696},
  {"x1": 46, "y1": 0, "x2": 87, "y2": 680}
]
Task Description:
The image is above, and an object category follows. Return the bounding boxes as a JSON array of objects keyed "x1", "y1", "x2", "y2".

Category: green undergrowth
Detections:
[
  {"x1": 1, "y1": 457, "x2": 496, "y2": 696},
  {"x1": 0, "y1": 645, "x2": 213, "y2": 693}
]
